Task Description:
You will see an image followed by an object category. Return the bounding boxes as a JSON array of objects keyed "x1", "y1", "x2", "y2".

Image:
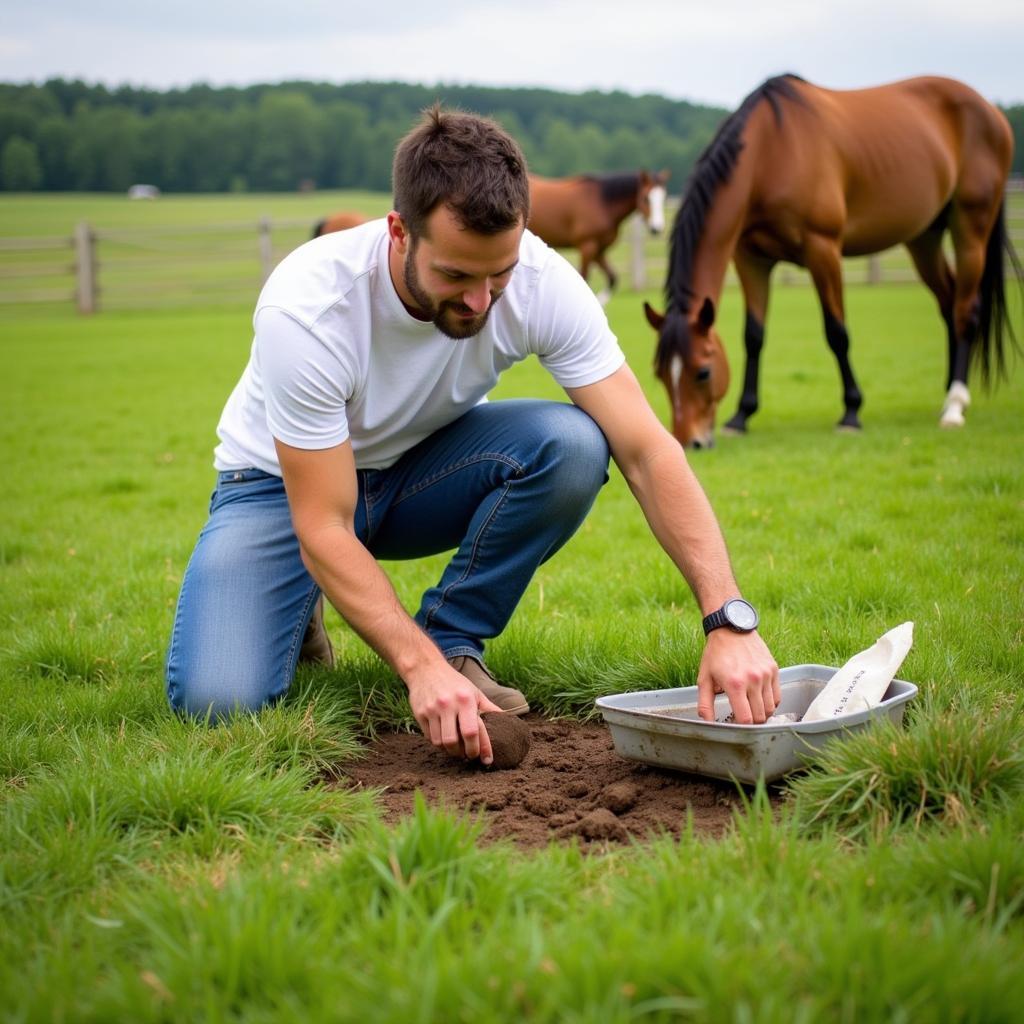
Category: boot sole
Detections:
[{"x1": 499, "y1": 700, "x2": 530, "y2": 717}]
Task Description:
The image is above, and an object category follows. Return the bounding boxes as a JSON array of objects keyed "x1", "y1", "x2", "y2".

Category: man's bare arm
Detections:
[
  {"x1": 274, "y1": 438, "x2": 498, "y2": 759},
  {"x1": 567, "y1": 364, "x2": 779, "y2": 723}
]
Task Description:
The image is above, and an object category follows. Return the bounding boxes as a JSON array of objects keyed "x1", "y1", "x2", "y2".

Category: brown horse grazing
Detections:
[
  {"x1": 529, "y1": 170, "x2": 669, "y2": 302},
  {"x1": 312, "y1": 210, "x2": 370, "y2": 238},
  {"x1": 644, "y1": 75, "x2": 1020, "y2": 448}
]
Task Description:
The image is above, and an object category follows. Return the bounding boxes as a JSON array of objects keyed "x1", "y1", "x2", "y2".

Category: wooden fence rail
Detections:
[
  {"x1": 0, "y1": 217, "x2": 317, "y2": 312},
  {"x1": 1, "y1": 201, "x2": 1022, "y2": 313},
  {"x1": 628, "y1": 200, "x2": 1024, "y2": 292}
]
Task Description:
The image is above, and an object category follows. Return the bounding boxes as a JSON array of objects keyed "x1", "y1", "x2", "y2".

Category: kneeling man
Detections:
[{"x1": 166, "y1": 106, "x2": 778, "y2": 765}]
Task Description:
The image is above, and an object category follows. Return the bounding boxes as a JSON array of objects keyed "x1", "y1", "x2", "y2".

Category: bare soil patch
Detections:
[{"x1": 342, "y1": 714, "x2": 765, "y2": 849}]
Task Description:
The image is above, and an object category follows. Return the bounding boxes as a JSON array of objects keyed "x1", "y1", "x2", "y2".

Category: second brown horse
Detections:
[
  {"x1": 645, "y1": 74, "x2": 1019, "y2": 447},
  {"x1": 314, "y1": 170, "x2": 669, "y2": 303},
  {"x1": 528, "y1": 169, "x2": 669, "y2": 301},
  {"x1": 312, "y1": 210, "x2": 369, "y2": 238}
]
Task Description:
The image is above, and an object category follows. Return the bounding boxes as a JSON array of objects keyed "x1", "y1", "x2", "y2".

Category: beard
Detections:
[{"x1": 403, "y1": 246, "x2": 504, "y2": 340}]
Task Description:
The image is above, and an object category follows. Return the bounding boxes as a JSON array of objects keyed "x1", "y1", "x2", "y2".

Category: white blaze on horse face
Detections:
[
  {"x1": 646, "y1": 186, "x2": 666, "y2": 233},
  {"x1": 669, "y1": 354, "x2": 684, "y2": 415}
]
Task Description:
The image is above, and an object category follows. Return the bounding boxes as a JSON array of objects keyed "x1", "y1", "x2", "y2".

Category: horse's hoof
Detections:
[
  {"x1": 595, "y1": 289, "x2": 611, "y2": 307},
  {"x1": 720, "y1": 424, "x2": 745, "y2": 437},
  {"x1": 836, "y1": 416, "x2": 862, "y2": 432},
  {"x1": 940, "y1": 382, "x2": 969, "y2": 428}
]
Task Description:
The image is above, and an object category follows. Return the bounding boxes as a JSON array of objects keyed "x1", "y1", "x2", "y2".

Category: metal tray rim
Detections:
[{"x1": 595, "y1": 664, "x2": 918, "y2": 744}]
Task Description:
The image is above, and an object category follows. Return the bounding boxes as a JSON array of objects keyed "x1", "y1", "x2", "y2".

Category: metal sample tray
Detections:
[{"x1": 595, "y1": 664, "x2": 917, "y2": 784}]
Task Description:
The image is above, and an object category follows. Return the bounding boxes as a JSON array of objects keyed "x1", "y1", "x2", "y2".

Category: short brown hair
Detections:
[{"x1": 392, "y1": 104, "x2": 530, "y2": 238}]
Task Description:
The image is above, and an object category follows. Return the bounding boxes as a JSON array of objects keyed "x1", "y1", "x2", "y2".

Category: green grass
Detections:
[
  {"x1": 1, "y1": 198, "x2": 1023, "y2": 1020},
  {"x1": 0, "y1": 191, "x2": 393, "y2": 237}
]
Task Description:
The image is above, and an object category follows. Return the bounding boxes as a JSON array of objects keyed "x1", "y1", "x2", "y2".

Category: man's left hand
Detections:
[{"x1": 696, "y1": 631, "x2": 780, "y2": 724}]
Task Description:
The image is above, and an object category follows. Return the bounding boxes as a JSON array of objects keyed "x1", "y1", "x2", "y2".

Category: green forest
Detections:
[
  {"x1": 1, "y1": 78, "x2": 1021, "y2": 196},
  {"x1": 0, "y1": 78, "x2": 729, "y2": 195}
]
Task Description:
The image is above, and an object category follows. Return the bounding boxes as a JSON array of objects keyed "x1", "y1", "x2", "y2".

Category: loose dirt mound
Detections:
[{"x1": 343, "y1": 714, "x2": 759, "y2": 849}]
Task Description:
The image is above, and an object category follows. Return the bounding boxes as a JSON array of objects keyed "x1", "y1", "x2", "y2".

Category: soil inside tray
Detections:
[{"x1": 340, "y1": 713, "x2": 779, "y2": 849}]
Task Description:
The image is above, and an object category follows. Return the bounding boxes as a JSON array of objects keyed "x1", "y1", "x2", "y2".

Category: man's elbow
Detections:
[
  {"x1": 294, "y1": 516, "x2": 354, "y2": 576},
  {"x1": 616, "y1": 433, "x2": 689, "y2": 485},
  {"x1": 297, "y1": 541, "x2": 319, "y2": 579}
]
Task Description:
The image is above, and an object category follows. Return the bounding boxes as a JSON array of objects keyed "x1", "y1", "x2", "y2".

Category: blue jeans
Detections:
[{"x1": 166, "y1": 400, "x2": 610, "y2": 719}]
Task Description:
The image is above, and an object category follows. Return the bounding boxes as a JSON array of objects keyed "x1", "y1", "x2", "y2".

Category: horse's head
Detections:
[
  {"x1": 637, "y1": 169, "x2": 669, "y2": 235},
  {"x1": 644, "y1": 297, "x2": 730, "y2": 449}
]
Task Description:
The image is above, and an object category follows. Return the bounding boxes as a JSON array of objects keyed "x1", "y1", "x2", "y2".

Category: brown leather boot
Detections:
[
  {"x1": 446, "y1": 654, "x2": 529, "y2": 716},
  {"x1": 299, "y1": 597, "x2": 335, "y2": 668}
]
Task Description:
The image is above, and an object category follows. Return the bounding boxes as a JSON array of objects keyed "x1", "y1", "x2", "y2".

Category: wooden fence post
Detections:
[
  {"x1": 631, "y1": 214, "x2": 648, "y2": 292},
  {"x1": 258, "y1": 217, "x2": 274, "y2": 283},
  {"x1": 74, "y1": 221, "x2": 97, "y2": 314},
  {"x1": 866, "y1": 254, "x2": 881, "y2": 285}
]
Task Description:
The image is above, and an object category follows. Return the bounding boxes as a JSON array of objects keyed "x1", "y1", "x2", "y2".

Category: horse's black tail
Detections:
[
  {"x1": 975, "y1": 199, "x2": 1024, "y2": 385},
  {"x1": 311, "y1": 219, "x2": 327, "y2": 239}
]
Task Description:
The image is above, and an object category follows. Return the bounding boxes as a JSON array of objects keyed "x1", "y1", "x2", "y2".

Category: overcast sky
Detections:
[{"x1": 3, "y1": 1, "x2": 1022, "y2": 108}]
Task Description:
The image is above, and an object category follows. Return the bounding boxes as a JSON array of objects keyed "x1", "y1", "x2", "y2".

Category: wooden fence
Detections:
[
  {"x1": 1, "y1": 193, "x2": 1023, "y2": 313},
  {"x1": 628, "y1": 194, "x2": 1024, "y2": 292},
  {"x1": 0, "y1": 217, "x2": 315, "y2": 313}
]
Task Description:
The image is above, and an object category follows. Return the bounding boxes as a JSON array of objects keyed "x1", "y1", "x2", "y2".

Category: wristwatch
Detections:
[{"x1": 702, "y1": 598, "x2": 759, "y2": 636}]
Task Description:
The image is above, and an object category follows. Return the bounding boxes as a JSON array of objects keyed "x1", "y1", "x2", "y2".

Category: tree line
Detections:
[
  {"x1": 0, "y1": 79, "x2": 728, "y2": 195},
  {"x1": 1, "y1": 78, "x2": 1021, "y2": 195}
]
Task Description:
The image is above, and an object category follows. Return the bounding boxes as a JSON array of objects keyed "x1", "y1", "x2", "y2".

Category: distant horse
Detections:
[
  {"x1": 644, "y1": 75, "x2": 1020, "y2": 448},
  {"x1": 312, "y1": 210, "x2": 370, "y2": 238},
  {"x1": 529, "y1": 170, "x2": 669, "y2": 302}
]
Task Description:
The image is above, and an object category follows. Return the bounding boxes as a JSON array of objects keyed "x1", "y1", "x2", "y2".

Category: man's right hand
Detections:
[
  {"x1": 274, "y1": 437, "x2": 503, "y2": 766},
  {"x1": 407, "y1": 664, "x2": 501, "y2": 765}
]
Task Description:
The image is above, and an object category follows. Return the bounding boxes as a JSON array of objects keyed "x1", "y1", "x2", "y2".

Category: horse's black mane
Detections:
[
  {"x1": 582, "y1": 171, "x2": 642, "y2": 204},
  {"x1": 656, "y1": 74, "x2": 804, "y2": 373}
]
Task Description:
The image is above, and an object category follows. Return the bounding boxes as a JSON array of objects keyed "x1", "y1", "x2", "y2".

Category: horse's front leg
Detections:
[
  {"x1": 577, "y1": 240, "x2": 597, "y2": 285},
  {"x1": 806, "y1": 236, "x2": 863, "y2": 430},
  {"x1": 724, "y1": 252, "x2": 773, "y2": 434},
  {"x1": 578, "y1": 242, "x2": 608, "y2": 305}
]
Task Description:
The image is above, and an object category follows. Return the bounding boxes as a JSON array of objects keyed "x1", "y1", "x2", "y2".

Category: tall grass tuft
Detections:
[{"x1": 789, "y1": 702, "x2": 1024, "y2": 840}]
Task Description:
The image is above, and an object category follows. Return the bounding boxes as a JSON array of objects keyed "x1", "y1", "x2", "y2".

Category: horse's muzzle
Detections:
[{"x1": 688, "y1": 434, "x2": 715, "y2": 450}]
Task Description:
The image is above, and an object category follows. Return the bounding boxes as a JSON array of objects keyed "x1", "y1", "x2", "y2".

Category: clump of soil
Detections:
[
  {"x1": 557, "y1": 808, "x2": 628, "y2": 842},
  {"x1": 342, "y1": 714, "x2": 775, "y2": 849},
  {"x1": 599, "y1": 781, "x2": 639, "y2": 813},
  {"x1": 481, "y1": 712, "x2": 531, "y2": 769}
]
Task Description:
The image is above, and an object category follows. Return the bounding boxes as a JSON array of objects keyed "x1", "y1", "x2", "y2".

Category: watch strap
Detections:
[
  {"x1": 702, "y1": 598, "x2": 758, "y2": 636},
  {"x1": 702, "y1": 607, "x2": 730, "y2": 635}
]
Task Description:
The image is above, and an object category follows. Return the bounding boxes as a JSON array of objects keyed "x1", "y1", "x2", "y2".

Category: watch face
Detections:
[{"x1": 725, "y1": 599, "x2": 758, "y2": 630}]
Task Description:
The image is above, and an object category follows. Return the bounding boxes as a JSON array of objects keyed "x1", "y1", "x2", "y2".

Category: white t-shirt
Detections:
[{"x1": 213, "y1": 219, "x2": 625, "y2": 473}]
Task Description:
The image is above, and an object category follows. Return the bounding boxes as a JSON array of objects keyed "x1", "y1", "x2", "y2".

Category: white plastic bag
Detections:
[{"x1": 802, "y1": 622, "x2": 914, "y2": 722}]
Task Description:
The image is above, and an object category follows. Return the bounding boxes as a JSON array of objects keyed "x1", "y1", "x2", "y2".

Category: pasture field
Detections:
[
  {"x1": 1, "y1": 213, "x2": 1023, "y2": 1020},
  {"x1": 0, "y1": 190, "x2": 393, "y2": 237}
]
